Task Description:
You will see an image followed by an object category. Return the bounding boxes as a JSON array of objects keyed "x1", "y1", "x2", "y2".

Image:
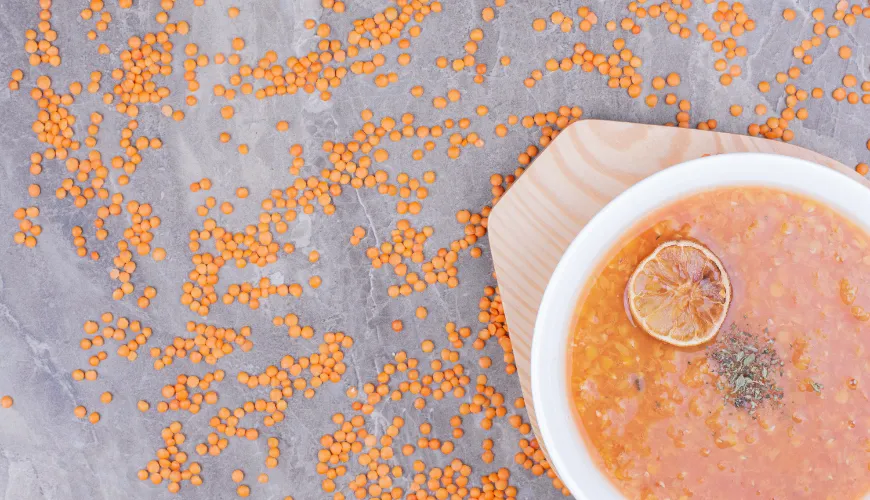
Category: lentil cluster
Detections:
[{"x1": 2, "y1": 0, "x2": 870, "y2": 499}]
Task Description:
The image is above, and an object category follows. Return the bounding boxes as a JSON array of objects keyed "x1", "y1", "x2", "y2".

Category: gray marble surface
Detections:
[{"x1": 0, "y1": 0, "x2": 868, "y2": 499}]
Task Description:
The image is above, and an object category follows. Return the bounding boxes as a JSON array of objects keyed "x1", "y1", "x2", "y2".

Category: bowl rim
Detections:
[{"x1": 531, "y1": 151, "x2": 870, "y2": 499}]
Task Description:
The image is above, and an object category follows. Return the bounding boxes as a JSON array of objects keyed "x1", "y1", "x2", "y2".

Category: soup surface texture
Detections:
[{"x1": 570, "y1": 186, "x2": 870, "y2": 499}]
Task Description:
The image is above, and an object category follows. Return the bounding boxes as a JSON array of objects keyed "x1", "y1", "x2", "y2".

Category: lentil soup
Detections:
[{"x1": 569, "y1": 186, "x2": 870, "y2": 499}]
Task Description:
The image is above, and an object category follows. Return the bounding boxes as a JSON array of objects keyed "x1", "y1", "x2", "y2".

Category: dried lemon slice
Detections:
[{"x1": 627, "y1": 240, "x2": 731, "y2": 346}]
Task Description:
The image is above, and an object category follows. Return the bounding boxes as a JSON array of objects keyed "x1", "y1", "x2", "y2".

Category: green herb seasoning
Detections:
[{"x1": 707, "y1": 325, "x2": 784, "y2": 414}]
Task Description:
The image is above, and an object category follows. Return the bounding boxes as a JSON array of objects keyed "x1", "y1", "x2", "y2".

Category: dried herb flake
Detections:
[{"x1": 707, "y1": 325, "x2": 784, "y2": 415}]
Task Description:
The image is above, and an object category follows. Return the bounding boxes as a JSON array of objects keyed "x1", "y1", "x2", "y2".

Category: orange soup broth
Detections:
[{"x1": 570, "y1": 186, "x2": 870, "y2": 499}]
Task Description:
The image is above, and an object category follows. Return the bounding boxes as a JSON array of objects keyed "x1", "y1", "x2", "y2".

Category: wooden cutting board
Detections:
[{"x1": 488, "y1": 119, "x2": 862, "y2": 455}]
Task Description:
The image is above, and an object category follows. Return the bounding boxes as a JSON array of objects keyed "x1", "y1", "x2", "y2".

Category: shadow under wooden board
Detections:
[{"x1": 488, "y1": 119, "x2": 866, "y2": 456}]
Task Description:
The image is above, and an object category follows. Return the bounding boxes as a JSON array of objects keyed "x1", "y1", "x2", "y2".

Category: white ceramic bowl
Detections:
[{"x1": 532, "y1": 152, "x2": 870, "y2": 499}]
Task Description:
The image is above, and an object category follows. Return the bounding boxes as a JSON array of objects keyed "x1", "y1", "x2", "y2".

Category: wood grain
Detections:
[{"x1": 488, "y1": 119, "x2": 863, "y2": 456}]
